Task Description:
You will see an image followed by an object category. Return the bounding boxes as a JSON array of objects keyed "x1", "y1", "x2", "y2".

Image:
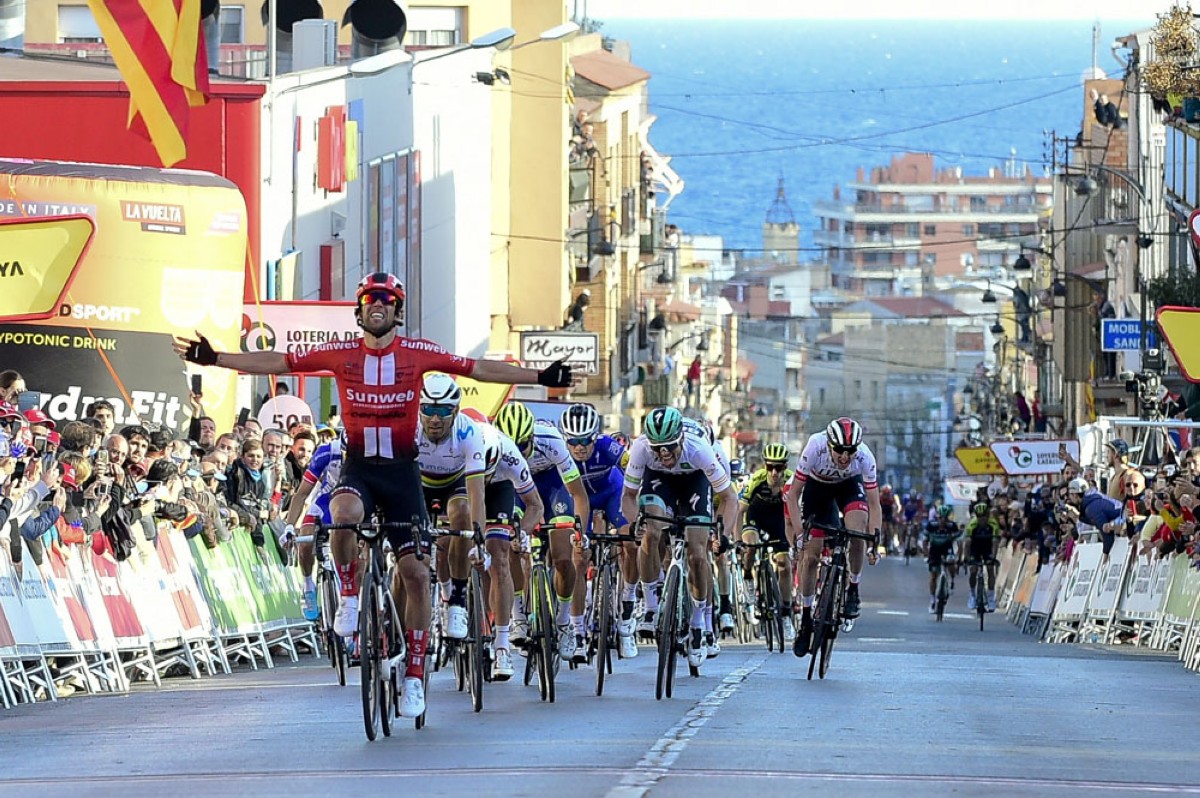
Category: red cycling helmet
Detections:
[{"x1": 355, "y1": 272, "x2": 406, "y2": 305}]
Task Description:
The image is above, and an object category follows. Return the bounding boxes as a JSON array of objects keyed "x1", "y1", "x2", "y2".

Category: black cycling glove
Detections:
[
  {"x1": 183, "y1": 333, "x2": 219, "y2": 366},
  {"x1": 537, "y1": 358, "x2": 573, "y2": 388}
]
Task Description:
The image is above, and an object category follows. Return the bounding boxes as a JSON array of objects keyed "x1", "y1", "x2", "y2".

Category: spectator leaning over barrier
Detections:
[
  {"x1": 191, "y1": 460, "x2": 230, "y2": 546},
  {"x1": 1065, "y1": 476, "x2": 1125, "y2": 558},
  {"x1": 85, "y1": 399, "x2": 116, "y2": 438},
  {"x1": 225, "y1": 438, "x2": 271, "y2": 556}
]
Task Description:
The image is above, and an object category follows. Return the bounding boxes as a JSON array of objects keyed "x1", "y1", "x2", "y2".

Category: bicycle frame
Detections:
[
  {"x1": 804, "y1": 520, "x2": 875, "y2": 680},
  {"x1": 589, "y1": 524, "x2": 638, "y2": 697}
]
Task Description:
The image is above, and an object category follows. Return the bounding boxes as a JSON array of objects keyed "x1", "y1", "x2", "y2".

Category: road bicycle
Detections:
[
  {"x1": 804, "y1": 519, "x2": 877, "y2": 680},
  {"x1": 739, "y1": 538, "x2": 786, "y2": 653},
  {"x1": 522, "y1": 519, "x2": 577, "y2": 703},
  {"x1": 726, "y1": 557, "x2": 755, "y2": 644},
  {"x1": 967, "y1": 553, "x2": 999, "y2": 632},
  {"x1": 634, "y1": 510, "x2": 719, "y2": 700},
  {"x1": 587, "y1": 521, "x2": 639, "y2": 697},
  {"x1": 931, "y1": 550, "x2": 955, "y2": 623},
  {"x1": 320, "y1": 514, "x2": 424, "y2": 742},
  {"x1": 294, "y1": 527, "x2": 347, "y2": 686},
  {"x1": 429, "y1": 522, "x2": 492, "y2": 713}
]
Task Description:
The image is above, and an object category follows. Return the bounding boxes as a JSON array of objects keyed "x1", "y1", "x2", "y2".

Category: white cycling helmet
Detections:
[
  {"x1": 559, "y1": 403, "x2": 600, "y2": 439},
  {"x1": 421, "y1": 373, "x2": 462, "y2": 407}
]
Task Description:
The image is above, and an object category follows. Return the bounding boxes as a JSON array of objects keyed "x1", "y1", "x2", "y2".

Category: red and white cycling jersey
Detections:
[
  {"x1": 791, "y1": 432, "x2": 878, "y2": 489},
  {"x1": 285, "y1": 337, "x2": 474, "y2": 461}
]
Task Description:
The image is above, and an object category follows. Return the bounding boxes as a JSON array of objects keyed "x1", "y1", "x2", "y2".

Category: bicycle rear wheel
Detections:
[
  {"x1": 468, "y1": 569, "x2": 485, "y2": 713},
  {"x1": 935, "y1": 569, "x2": 950, "y2": 623},
  {"x1": 379, "y1": 589, "x2": 397, "y2": 738},
  {"x1": 358, "y1": 568, "x2": 381, "y2": 741},
  {"x1": 765, "y1": 563, "x2": 785, "y2": 653},
  {"x1": 595, "y1": 557, "x2": 613, "y2": 697},
  {"x1": 977, "y1": 578, "x2": 987, "y2": 632},
  {"x1": 656, "y1": 565, "x2": 681, "y2": 700},
  {"x1": 807, "y1": 566, "x2": 838, "y2": 681},
  {"x1": 817, "y1": 633, "x2": 834, "y2": 679},
  {"x1": 321, "y1": 573, "x2": 347, "y2": 686}
]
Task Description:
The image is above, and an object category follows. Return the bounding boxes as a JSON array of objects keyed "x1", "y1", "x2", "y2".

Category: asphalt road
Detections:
[{"x1": 2, "y1": 555, "x2": 1199, "y2": 797}]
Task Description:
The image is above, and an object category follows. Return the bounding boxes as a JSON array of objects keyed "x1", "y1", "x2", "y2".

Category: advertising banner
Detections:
[
  {"x1": 1052, "y1": 542, "x2": 1103, "y2": 620},
  {"x1": 43, "y1": 543, "x2": 100, "y2": 649},
  {"x1": 954, "y1": 447, "x2": 1006, "y2": 476},
  {"x1": 0, "y1": 214, "x2": 95, "y2": 322},
  {"x1": 188, "y1": 535, "x2": 262, "y2": 633},
  {"x1": 0, "y1": 160, "x2": 248, "y2": 433},
  {"x1": 520, "y1": 331, "x2": 600, "y2": 375},
  {"x1": 1029, "y1": 564, "x2": 1062, "y2": 616},
  {"x1": 86, "y1": 548, "x2": 147, "y2": 647},
  {"x1": 17, "y1": 542, "x2": 73, "y2": 655},
  {"x1": 1088, "y1": 538, "x2": 1130, "y2": 614},
  {"x1": 989, "y1": 439, "x2": 1080, "y2": 476},
  {"x1": 944, "y1": 478, "x2": 988, "y2": 504},
  {"x1": 1163, "y1": 554, "x2": 1200, "y2": 620},
  {"x1": 0, "y1": 549, "x2": 42, "y2": 657},
  {"x1": 1119, "y1": 556, "x2": 1171, "y2": 620},
  {"x1": 240, "y1": 300, "x2": 359, "y2": 367},
  {"x1": 155, "y1": 526, "x2": 207, "y2": 638}
]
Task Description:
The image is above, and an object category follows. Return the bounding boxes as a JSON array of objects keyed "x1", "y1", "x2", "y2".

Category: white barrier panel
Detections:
[
  {"x1": 1089, "y1": 539, "x2": 1131, "y2": 616},
  {"x1": 17, "y1": 545, "x2": 74, "y2": 658},
  {"x1": 1029, "y1": 563, "x2": 1061, "y2": 617},
  {"x1": 1119, "y1": 556, "x2": 1170, "y2": 621},
  {"x1": 1052, "y1": 543, "x2": 1104, "y2": 621}
]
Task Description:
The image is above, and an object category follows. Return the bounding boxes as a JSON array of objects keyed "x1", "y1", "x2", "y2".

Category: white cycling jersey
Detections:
[
  {"x1": 623, "y1": 423, "x2": 731, "y2": 493},
  {"x1": 480, "y1": 423, "x2": 535, "y2": 493},
  {"x1": 792, "y1": 432, "x2": 878, "y2": 489},
  {"x1": 526, "y1": 420, "x2": 580, "y2": 482},
  {"x1": 417, "y1": 412, "x2": 486, "y2": 488}
]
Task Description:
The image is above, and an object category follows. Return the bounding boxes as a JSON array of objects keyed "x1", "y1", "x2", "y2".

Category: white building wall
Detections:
[
  {"x1": 412, "y1": 49, "x2": 494, "y2": 358},
  {"x1": 259, "y1": 51, "x2": 416, "y2": 304}
]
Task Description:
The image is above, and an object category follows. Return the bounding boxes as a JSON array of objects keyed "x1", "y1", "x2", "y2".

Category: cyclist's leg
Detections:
[
  {"x1": 598, "y1": 484, "x2": 640, "y2": 634},
  {"x1": 442, "y1": 487, "x2": 473, "y2": 639},
  {"x1": 636, "y1": 474, "x2": 673, "y2": 630},
  {"x1": 329, "y1": 468, "x2": 370, "y2": 601},
  {"x1": 986, "y1": 538, "x2": 999, "y2": 609},
  {"x1": 838, "y1": 480, "x2": 870, "y2": 618},
  {"x1": 482, "y1": 481, "x2": 517, "y2": 675}
]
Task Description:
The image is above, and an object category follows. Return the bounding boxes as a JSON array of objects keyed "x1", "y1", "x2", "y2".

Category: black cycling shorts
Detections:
[
  {"x1": 800, "y1": 477, "x2": 867, "y2": 536},
  {"x1": 927, "y1": 540, "x2": 955, "y2": 573},
  {"x1": 744, "y1": 505, "x2": 788, "y2": 553},
  {"x1": 334, "y1": 456, "x2": 430, "y2": 556},
  {"x1": 423, "y1": 474, "x2": 468, "y2": 517},
  {"x1": 485, "y1": 480, "x2": 518, "y2": 540},
  {"x1": 637, "y1": 469, "x2": 714, "y2": 523},
  {"x1": 966, "y1": 536, "x2": 994, "y2": 564}
]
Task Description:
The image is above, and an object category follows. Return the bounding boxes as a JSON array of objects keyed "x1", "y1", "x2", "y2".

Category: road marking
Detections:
[
  {"x1": 605, "y1": 654, "x2": 767, "y2": 798},
  {"x1": 944, "y1": 613, "x2": 976, "y2": 620},
  {"x1": 876, "y1": 610, "x2": 909, "y2": 616},
  {"x1": 857, "y1": 637, "x2": 904, "y2": 643}
]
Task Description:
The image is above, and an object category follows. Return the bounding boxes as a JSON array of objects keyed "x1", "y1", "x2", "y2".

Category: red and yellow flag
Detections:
[{"x1": 86, "y1": 0, "x2": 211, "y2": 167}]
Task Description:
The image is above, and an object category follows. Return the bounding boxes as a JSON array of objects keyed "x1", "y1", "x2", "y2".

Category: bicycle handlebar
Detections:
[
  {"x1": 531, "y1": 519, "x2": 581, "y2": 534},
  {"x1": 590, "y1": 531, "x2": 639, "y2": 544},
  {"x1": 804, "y1": 521, "x2": 877, "y2": 543},
  {"x1": 635, "y1": 511, "x2": 719, "y2": 531}
]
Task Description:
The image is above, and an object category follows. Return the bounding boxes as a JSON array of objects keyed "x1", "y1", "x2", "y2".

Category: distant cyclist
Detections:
[
  {"x1": 965, "y1": 501, "x2": 1001, "y2": 611},
  {"x1": 924, "y1": 505, "x2": 961, "y2": 613},
  {"x1": 739, "y1": 442, "x2": 795, "y2": 640}
]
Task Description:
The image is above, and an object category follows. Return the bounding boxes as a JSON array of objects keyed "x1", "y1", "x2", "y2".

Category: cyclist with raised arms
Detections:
[
  {"x1": 924, "y1": 505, "x2": 962, "y2": 613},
  {"x1": 173, "y1": 272, "x2": 572, "y2": 719},
  {"x1": 739, "y1": 442, "x2": 795, "y2": 640},
  {"x1": 283, "y1": 432, "x2": 345, "y2": 620},
  {"x1": 495, "y1": 401, "x2": 592, "y2": 664},
  {"x1": 621, "y1": 406, "x2": 741, "y2": 671},
  {"x1": 785, "y1": 417, "x2": 882, "y2": 658},
  {"x1": 558, "y1": 403, "x2": 639, "y2": 660}
]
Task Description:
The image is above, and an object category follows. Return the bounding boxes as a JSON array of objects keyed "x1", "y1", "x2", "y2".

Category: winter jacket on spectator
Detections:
[{"x1": 1079, "y1": 488, "x2": 1125, "y2": 555}]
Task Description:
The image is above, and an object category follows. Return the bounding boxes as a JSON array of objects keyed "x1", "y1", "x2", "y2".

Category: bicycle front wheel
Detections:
[
  {"x1": 468, "y1": 569, "x2": 485, "y2": 713},
  {"x1": 595, "y1": 558, "x2": 613, "y2": 697},
  {"x1": 656, "y1": 565, "x2": 681, "y2": 700},
  {"x1": 321, "y1": 573, "x2": 346, "y2": 686},
  {"x1": 533, "y1": 566, "x2": 556, "y2": 703},
  {"x1": 379, "y1": 589, "x2": 397, "y2": 738},
  {"x1": 358, "y1": 572, "x2": 381, "y2": 741}
]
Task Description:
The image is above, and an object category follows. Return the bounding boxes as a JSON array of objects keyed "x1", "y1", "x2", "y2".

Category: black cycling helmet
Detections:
[{"x1": 973, "y1": 501, "x2": 989, "y2": 516}]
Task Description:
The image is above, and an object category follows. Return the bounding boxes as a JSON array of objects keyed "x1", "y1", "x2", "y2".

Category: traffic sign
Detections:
[
  {"x1": 954, "y1": 447, "x2": 1005, "y2": 476},
  {"x1": 1157, "y1": 306, "x2": 1200, "y2": 383},
  {"x1": 989, "y1": 439, "x2": 1079, "y2": 476},
  {"x1": 1100, "y1": 319, "x2": 1155, "y2": 352}
]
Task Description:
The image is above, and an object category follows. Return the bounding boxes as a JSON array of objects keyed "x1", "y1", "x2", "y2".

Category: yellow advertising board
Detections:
[
  {"x1": 954, "y1": 446, "x2": 1006, "y2": 476},
  {"x1": 0, "y1": 160, "x2": 248, "y2": 432},
  {"x1": 457, "y1": 375, "x2": 515, "y2": 419},
  {"x1": 0, "y1": 215, "x2": 95, "y2": 322},
  {"x1": 1157, "y1": 306, "x2": 1200, "y2": 383}
]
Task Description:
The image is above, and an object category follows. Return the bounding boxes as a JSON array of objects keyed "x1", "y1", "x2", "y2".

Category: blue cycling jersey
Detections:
[{"x1": 574, "y1": 434, "x2": 627, "y2": 496}]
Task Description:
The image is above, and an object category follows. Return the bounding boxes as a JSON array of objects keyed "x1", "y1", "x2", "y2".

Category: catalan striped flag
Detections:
[{"x1": 86, "y1": 0, "x2": 211, "y2": 167}]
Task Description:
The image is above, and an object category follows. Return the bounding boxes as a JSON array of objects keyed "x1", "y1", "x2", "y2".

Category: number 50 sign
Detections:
[{"x1": 258, "y1": 395, "x2": 315, "y2": 433}]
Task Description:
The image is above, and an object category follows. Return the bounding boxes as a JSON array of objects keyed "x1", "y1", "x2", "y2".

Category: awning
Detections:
[
  {"x1": 660, "y1": 299, "x2": 701, "y2": 322},
  {"x1": 638, "y1": 127, "x2": 684, "y2": 211}
]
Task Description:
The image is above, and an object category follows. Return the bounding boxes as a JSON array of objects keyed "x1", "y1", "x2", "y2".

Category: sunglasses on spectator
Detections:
[
  {"x1": 419, "y1": 404, "x2": 455, "y2": 418},
  {"x1": 566, "y1": 435, "x2": 595, "y2": 447},
  {"x1": 359, "y1": 291, "x2": 399, "y2": 307},
  {"x1": 651, "y1": 442, "x2": 681, "y2": 455},
  {"x1": 830, "y1": 445, "x2": 858, "y2": 455}
]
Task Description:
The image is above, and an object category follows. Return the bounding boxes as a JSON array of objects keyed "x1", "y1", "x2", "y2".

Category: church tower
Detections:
[{"x1": 763, "y1": 176, "x2": 800, "y2": 265}]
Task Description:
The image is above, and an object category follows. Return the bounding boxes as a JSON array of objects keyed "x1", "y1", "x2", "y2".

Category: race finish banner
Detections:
[
  {"x1": 0, "y1": 160, "x2": 248, "y2": 432},
  {"x1": 989, "y1": 439, "x2": 1080, "y2": 476},
  {"x1": 954, "y1": 446, "x2": 1006, "y2": 476}
]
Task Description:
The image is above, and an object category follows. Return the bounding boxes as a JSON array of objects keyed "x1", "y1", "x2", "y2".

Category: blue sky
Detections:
[{"x1": 585, "y1": 0, "x2": 1156, "y2": 22}]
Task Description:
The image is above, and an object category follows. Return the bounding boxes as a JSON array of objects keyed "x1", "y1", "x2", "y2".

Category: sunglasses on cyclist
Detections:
[
  {"x1": 358, "y1": 290, "x2": 399, "y2": 307},
  {"x1": 419, "y1": 404, "x2": 455, "y2": 418},
  {"x1": 650, "y1": 442, "x2": 681, "y2": 455},
  {"x1": 830, "y1": 445, "x2": 858, "y2": 455},
  {"x1": 765, "y1": 464, "x2": 786, "y2": 472},
  {"x1": 566, "y1": 435, "x2": 595, "y2": 447}
]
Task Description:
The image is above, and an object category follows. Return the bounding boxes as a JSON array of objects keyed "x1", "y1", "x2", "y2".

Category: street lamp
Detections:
[
  {"x1": 511, "y1": 21, "x2": 581, "y2": 50},
  {"x1": 409, "y1": 27, "x2": 518, "y2": 66}
]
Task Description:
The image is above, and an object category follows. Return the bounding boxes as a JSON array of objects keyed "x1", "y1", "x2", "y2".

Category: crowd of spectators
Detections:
[
  {"x1": 0, "y1": 369, "x2": 334, "y2": 577},
  {"x1": 971, "y1": 437, "x2": 1200, "y2": 573}
]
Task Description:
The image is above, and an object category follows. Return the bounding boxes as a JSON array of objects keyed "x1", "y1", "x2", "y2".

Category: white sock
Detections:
[
  {"x1": 622, "y1": 581, "x2": 637, "y2": 602},
  {"x1": 691, "y1": 598, "x2": 706, "y2": 629},
  {"x1": 512, "y1": 592, "x2": 527, "y2": 621},
  {"x1": 571, "y1": 614, "x2": 586, "y2": 637},
  {"x1": 642, "y1": 581, "x2": 660, "y2": 613},
  {"x1": 495, "y1": 624, "x2": 510, "y2": 651}
]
